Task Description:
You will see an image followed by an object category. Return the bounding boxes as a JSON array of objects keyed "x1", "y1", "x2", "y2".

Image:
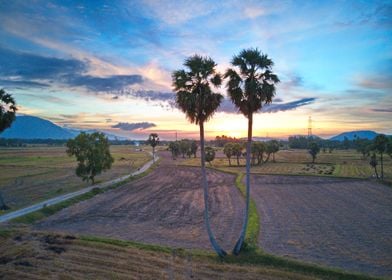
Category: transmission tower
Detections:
[{"x1": 308, "y1": 116, "x2": 312, "y2": 138}]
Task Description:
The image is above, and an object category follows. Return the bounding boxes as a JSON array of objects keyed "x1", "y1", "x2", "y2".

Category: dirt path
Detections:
[
  {"x1": 36, "y1": 151, "x2": 244, "y2": 252},
  {"x1": 249, "y1": 175, "x2": 392, "y2": 277}
]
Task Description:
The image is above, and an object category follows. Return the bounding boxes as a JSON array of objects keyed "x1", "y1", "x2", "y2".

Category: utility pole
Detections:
[{"x1": 308, "y1": 116, "x2": 312, "y2": 138}]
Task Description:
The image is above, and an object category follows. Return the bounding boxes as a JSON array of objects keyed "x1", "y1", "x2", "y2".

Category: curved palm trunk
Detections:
[
  {"x1": 380, "y1": 153, "x2": 384, "y2": 180},
  {"x1": 233, "y1": 113, "x2": 252, "y2": 255},
  {"x1": 200, "y1": 122, "x2": 227, "y2": 257}
]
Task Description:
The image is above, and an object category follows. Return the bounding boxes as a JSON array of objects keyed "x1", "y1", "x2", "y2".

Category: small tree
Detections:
[
  {"x1": 190, "y1": 140, "x2": 198, "y2": 158},
  {"x1": 147, "y1": 133, "x2": 159, "y2": 162},
  {"x1": 0, "y1": 89, "x2": 17, "y2": 133},
  {"x1": 179, "y1": 139, "x2": 190, "y2": 158},
  {"x1": 369, "y1": 153, "x2": 379, "y2": 179},
  {"x1": 66, "y1": 132, "x2": 114, "y2": 184},
  {"x1": 223, "y1": 142, "x2": 234, "y2": 166},
  {"x1": 205, "y1": 147, "x2": 215, "y2": 166},
  {"x1": 308, "y1": 142, "x2": 320, "y2": 163},
  {"x1": 374, "y1": 134, "x2": 388, "y2": 180},
  {"x1": 0, "y1": 89, "x2": 17, "y2": 210},
  {"x1": 169, "y1": 141, "x2": 180, "y2": 159},
  {"x1": 268, "y1": 140, "x2": 279, "y2": 162},
  {"x1": 232, "y1": 143, "x2": 243, "y2": 166},
  {"x1": 355, "y1": 138, "x2": 372, "y2": 159}
]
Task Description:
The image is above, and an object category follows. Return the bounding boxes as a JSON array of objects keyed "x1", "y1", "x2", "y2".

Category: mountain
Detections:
[
  {"x1": 329, "y1": 130, "x2": 378, "y2": 141},
  {"x1": 0, "y1": 115, "x2": 128, "y2": 140},
  {"x1": 0, "y1": 115, "x2": 76, "y2": 139}
]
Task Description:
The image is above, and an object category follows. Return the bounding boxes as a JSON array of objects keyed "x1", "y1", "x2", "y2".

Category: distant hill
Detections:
[
  {"x1": 0, "y1": 115, "x2": 128, "y2": 140},
  {"x1": 329, "y1": 130, "x2": 378, "y2": 141},
  {"x1": 0, "y1": 115, "x2": 76, "y2": 139}
]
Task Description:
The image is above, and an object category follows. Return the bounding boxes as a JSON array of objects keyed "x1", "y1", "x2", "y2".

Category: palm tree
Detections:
[
  {"x1": 147, "y1": 133, "x2": 159, "y2": 162},
  {"x1": 172, "y1": 55, "x2": 226, "y2": 257},
  {"x1": 0, "y1": 89, "x2": 17, "y2": 133},
  {"x1": 225, "y1": 48, "x2": 279, "y2": 254}
]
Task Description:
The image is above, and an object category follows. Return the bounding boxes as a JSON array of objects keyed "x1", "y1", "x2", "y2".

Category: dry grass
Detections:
[
  {"x1": 0, "y1": 230, "x2": 318, "y2": 280},
  {"x1": 0, "y1": 145, "x2": 150, "y2": 212}
]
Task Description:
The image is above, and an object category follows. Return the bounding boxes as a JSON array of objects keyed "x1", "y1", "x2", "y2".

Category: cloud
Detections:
[
  {"x1": 112, "y1": 122, "x2": 156, "y2": 131},
  {"x1": 261, "y1": 98, "x2": 316, "y2": 113},
  {"x1": 65, "y1": 74, "x2": 143, "y2": 92},
  {"x1": 372, "y1": 108, "x2": 392, "y2": 113},
  {"x1": 0, "y1": 46, "x2": 86, "y2": 79},
  {"x1": 0, "y1": 79, "x2": 49, "y2": 88},
  {"x1": 113, "y1": 89, "x2": 176, "y2": 107},
  {"x1": 219, "y1": 97, "x2": 316, "y2": 114},
  {"x1": 0, "y1": 46, "x2": 150, "y2": 93},
  {"x1": 355, "y1": 74, "x2": 392, "y2": 90}
]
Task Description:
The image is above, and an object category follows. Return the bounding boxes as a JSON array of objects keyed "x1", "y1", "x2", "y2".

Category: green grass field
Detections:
[
  {"x1": 182, "y1": 149, "x2": 392, "y2": 182},
  {"x1": 0, "y1": 145, "x2": 151, "y2": 212}
]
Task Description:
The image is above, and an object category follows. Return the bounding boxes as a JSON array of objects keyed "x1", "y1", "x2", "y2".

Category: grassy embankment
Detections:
[{"x1": 0, "y1": 229, "x2": 380, "y2": 280}]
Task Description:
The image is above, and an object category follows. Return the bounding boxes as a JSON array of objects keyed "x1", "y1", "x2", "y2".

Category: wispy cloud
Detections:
[
  {"x1": 66, "y1": 74, "x2": 143, "y2": 92},
  {"x1": 112, "y1": 122, "x2": 156, "y2": 131},
  {"x1": 371, "y1": 108, "x2": 392, "y2": 113},
  {"x1": 218, "y1": 97, "x2": 316, "y2": 114}
]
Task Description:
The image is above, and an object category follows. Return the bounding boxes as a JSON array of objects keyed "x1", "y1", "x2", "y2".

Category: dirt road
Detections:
[
  {"x1": 37, "y1": 152, "x2": 244, "y2": 252},
  {"x1": 250, "y1": 175, "x2": 392, "y2": 277}
]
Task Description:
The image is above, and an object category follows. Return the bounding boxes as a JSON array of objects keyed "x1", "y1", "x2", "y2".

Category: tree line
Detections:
[{"x1": 222, "y1": 140, "x2": 279, "y2": 166}]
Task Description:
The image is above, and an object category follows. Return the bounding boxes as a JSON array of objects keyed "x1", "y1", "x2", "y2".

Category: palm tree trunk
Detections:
[
  {"x1": 200, "y1": 122, "x2": 226, "y2": 257},
  {"x1": 380, "y1": 153, "x2": 384, "y2": 180},
  {"x1": 233, "y1": 113, "x2": 252, "y2": 255}
]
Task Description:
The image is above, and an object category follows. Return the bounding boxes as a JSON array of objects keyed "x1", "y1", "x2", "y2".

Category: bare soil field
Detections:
[
  {"x1": 249, "y1": 174, "x2": 392, "y2": 277},
  {"x1": 35, "y1": 151, "x2": 244, "y2": 252},
  {"x1": 0, "y1": 145, "x2": 150, "y2": 212},
  {"x1": 0, "y1": 231, "x2": 315, "y2": 280}
]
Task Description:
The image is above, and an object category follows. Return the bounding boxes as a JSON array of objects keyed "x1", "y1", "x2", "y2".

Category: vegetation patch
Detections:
[{"x1": 234, "y1": 173, "x2": 260, "y2": 250}]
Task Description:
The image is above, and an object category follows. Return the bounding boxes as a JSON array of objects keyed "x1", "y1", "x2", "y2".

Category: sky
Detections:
[{"x1": 0, "y1": 0, "x2": 391, "y2": 140}]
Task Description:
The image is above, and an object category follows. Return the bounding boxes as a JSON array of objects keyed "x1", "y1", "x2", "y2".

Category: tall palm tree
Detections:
[
  {"x1": 225, "y1": 48, "x2": 279, "y2": 255},
  {"x1": 0, "y1": 89, "x2": 17, "y2": 133},
  {"x1": 172, "y1": 55, "x2": 226, "y2": 257}
]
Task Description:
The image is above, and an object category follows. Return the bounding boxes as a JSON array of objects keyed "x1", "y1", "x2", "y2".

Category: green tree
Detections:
[
  {"x1": 205, "y1": 147, "x2": 215, "y2": 166},
  {"x1": 190, "y1": 140, "x2": 198, "y2": 158},
  {"x1": 147, "y1": 133, "x2": 159, "y2": 163},
  {"x1": 232, "y1": 142, "x2": 243, "y2": 166},
  {"x1": 374, "y1": 134, "x2": 388, "y2": 180},
  {"x1": 179, "y1": 139, "x2": 190, "y2": 158},
  {"x1": 253, "y1": 142, "x2": 266, "y2": 165},
  {"x1": 172, "y1": 54, "x2": 225, "y2": 257},
  {"x1": 267, "y1": 140, "x2": 279, "y2": 162},
  {"x1": 223, "y1": 142, "x2": 234, "y2": 166},
  {"x1": 308, "y1": 142, "x2": 320, "y2": 163},
  {"x1": 0, "y1": 89, "x2": 17, "y2": 133},
  {"x1": 66, "y1": 132, "x2": 114, "y2": 184},
  {"x1": 0, "y1": 89, "x2": 17, "y2": 210},
  {"x1": 168, "y1": 141, "x2": 180, "y2": 159},
  {"x1": 355, "y1": 138, "x2": 372, "y2": 159},
  {"x1": 225, "y1": 48, "x2": 279, "y2": 254},
  {"x1": 369, "y1": 153, "x2": 379, "y2": 179}
]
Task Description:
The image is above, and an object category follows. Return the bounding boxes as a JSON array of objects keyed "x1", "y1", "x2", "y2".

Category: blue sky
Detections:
[{"x1": 0, "y1": 0, "x2": 391, "y2": 139}]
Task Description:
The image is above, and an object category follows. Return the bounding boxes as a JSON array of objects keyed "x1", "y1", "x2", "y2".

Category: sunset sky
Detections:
[{"x1": 0, "y1": 0, "x2": 391, "y2": 140}]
